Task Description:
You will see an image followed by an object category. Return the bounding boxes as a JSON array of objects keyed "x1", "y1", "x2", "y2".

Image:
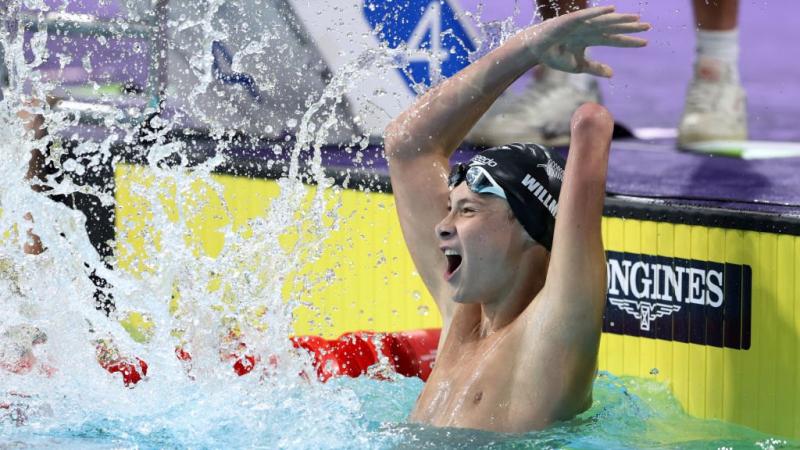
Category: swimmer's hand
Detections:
[{"x1": 526, "y1": 6, "x2": 650, "y2": 78}]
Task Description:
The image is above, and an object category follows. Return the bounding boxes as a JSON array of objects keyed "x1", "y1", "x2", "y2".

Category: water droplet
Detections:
[{"x1": 417, "y1": 305, "x2": 429, "y2": 316}]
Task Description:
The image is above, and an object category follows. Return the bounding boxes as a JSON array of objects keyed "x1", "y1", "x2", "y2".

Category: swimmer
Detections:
[
  {"x1": 14, "y1": 100, "x2": 140, "y2": 386},
  {"x1": 17, "y1": 96, "x2": 116, "y2": 314},
  {"x1": 384, "y1": 6, "x2": 648, "y2": 432}
]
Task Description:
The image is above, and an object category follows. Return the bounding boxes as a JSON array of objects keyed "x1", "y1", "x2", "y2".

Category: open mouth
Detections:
[{"x1": 444, "y1": 249, "x2": 462, "y2": 279}]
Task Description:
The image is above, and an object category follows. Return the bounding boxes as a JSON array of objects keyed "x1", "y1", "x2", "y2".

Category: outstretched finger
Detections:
[
  {"x1": 547, "y1": 5, "x2": 617, "y2": 37},
  {"x1": 586, "y1": 13, "x2": 642, "y2": 27},
  {"x1": 568, "y1": 5, "x2": 617, "y2": 22},
  {"x1": 595, "y1": 34, "x2": 648, "y2": 48},
  {"x1": 580, "y1": 59, "x2": 613, "y2": 78},
  {"x1": 600, "y1": 22, "x2": 651, "y2": 35}
]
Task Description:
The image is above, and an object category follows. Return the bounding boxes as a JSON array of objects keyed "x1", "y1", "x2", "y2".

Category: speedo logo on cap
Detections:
[
  {"x1": 521, "y1": 174, "x2": 558, "y2": 216},
  {"x1": 469, "y1": 155, "x2": 497, "y2": 167}
]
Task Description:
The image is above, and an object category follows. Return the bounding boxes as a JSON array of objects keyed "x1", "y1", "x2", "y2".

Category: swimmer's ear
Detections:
[
  {"x1": 507, "y1": 209, "x2": 536, "y2": 247},
  {"x1": 523, "y1": 233, "x2": 536, "y2": 249},
  {"x1": 503, "y1": 207, "x2": 541, "y2": 250},
  {"x1": 521, "y1": 225, "x2": 538, "y2": 248}
]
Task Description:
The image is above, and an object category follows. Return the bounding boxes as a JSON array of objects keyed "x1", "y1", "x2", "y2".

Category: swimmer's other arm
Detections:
[
  {"x1": 383, "y1": 7, "x2": 649, "y2": 326},
  {"x1": 517, "y1": 104, "x2": 613, "y2": 423}
]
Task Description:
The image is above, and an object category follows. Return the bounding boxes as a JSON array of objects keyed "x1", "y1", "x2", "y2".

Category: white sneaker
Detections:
[
  {"x1": 466, "y1": 67, "x2": 601, "y2": 147},
  {"x1": 678, "y1": 57, "x2": 747, "y2": 146}
]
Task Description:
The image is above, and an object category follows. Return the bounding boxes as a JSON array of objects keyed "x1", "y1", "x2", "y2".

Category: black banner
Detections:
[{"x1": 603, "y1": 251, "x2": 752, "y2": 350}]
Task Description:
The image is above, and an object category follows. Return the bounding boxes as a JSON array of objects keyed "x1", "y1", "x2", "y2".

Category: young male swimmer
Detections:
[{"x1": 383, "y1": 6, "x2": 649, "y2": 432}]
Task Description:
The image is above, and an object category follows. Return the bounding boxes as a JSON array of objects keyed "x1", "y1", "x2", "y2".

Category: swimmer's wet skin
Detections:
[{"x1": 384, "y1": 6, "x2": 649, "y2": 432}]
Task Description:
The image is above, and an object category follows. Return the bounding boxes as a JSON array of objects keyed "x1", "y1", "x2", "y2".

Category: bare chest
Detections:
[{"x1": 409, "y1": 332, "x2": 520, "y2": 429}]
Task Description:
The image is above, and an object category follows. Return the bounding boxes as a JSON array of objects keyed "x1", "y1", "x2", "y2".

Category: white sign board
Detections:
[{"x1": 287, "y1": 0, "x2": 480, "y2": 136}]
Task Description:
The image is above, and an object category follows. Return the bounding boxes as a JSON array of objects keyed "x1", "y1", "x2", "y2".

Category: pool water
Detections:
[{"x1": 2, "y1": 371, "x2": 794, "y2": 449}]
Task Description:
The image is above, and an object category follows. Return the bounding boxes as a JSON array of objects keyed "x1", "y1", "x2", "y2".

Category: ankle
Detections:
[
  {"x1": 695, "y1": 28, "x2": 740, "y2": 83},
  {"x1": 693, "y1": 56, "x2": 740, "y2": 84}
]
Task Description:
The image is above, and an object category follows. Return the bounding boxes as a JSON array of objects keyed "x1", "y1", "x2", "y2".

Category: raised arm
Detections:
[
  {"x1": 518, "y1": 103, "x2": 613, "y2": 420},
  {"x1": 383, "y1": 7, "x2": 648, "y2": 328},
  {"x1": 542, "y1": 103, "x2": 612, "y2": 330}
]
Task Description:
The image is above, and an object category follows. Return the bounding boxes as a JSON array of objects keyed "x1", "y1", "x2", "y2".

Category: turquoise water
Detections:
[{"x1": 2, "y1": 372, "x2": 795, "y2": 449}]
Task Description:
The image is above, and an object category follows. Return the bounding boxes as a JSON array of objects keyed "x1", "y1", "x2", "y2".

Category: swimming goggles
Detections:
[{"x1": 448, "y1": 163, "x2": 507, "y2": 200}]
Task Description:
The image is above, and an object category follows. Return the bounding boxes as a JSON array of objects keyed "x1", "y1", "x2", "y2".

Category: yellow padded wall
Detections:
[
  {"x1": 114, "y1": 164, "x2": 440, "y2": 339},
  {"x1": 598, "y1": 217, "x2": 800, "y2": 440}
]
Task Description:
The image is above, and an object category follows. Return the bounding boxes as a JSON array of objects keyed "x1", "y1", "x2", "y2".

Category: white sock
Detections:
[
  {"x1": 565, "y1": 72, "x2": 595, "y2": 91},
  {"x1": 567, "y1": 47, "x2": 596, "y2": 91},
  {"x1": 696, "y1": 28, "x2": 740, "y2": 82}
]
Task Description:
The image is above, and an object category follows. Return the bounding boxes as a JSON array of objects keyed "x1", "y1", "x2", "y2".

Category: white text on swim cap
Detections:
[
  {"x1": 521, "y1": 174, "x2": 558, "y2": 217},
  {"x1": 469, "y1": 155, "x2": 497, "y2": 167}
]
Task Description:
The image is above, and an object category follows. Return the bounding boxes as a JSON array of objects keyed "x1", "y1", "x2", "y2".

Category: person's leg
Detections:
[
  {"x1": 19, "y1": 107, "x2": 48, "y2": 255},
  {"x1": 693, "y1": 0, "x2": 739, "y2": 80},
  {"x1": 693, "y1": 0, "x2": 738, "y2": 30},
  {"x1": 678, "y1": 0, "x2": 746, "y2": 145},
  {"x1": 536, "y1": 0, "x2": 587, "y2": 20},
  {"x1": 466, "y1": 0, "x2": 599, "y2": 147},
  {"x1": 534, "y1": 0, "x2": 594, "y2": 94}
]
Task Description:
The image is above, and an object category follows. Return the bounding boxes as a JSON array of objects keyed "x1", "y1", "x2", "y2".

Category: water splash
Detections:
[{"x1": 0, "y1": 0, "x2": 411, "y2": 442}]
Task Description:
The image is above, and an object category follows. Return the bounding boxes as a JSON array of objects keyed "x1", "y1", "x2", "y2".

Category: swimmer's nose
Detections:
[{"x1": 435, "y1": 216, "x2": 455, "y2": 240}]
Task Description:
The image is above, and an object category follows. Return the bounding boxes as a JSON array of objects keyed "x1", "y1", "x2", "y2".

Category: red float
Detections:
[{"x1": 97, "y1": 329, "x2": 441, "y2": 387}]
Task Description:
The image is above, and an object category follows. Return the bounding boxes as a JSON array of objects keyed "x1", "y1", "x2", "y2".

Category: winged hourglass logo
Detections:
[{"x1": 608, "y1": 299, "x2": 682, "y2": 331}]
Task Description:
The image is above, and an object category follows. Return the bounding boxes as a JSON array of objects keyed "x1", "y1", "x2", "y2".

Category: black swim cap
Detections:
[{"x1": 461, "y1": 143, "x2": 565, "y2": 251}]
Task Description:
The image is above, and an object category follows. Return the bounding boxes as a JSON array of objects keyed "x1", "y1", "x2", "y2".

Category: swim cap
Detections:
[{"x1": 455, "y1": 143, "x2": 565, "y2": 251}]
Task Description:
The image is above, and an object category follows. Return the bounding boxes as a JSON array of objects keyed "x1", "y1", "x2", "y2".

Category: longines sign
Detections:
[{"x1": 603, "y1": 251, "x2": 752, "y2": 350}]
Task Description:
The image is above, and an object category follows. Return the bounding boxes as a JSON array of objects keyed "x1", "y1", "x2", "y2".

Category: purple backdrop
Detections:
[
  {"x1": 19, "y1": 0, "x2": 800, "y2": 213},
  {"x1": 459, "y1": 0, "x2": 800, "y2": 141}
]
